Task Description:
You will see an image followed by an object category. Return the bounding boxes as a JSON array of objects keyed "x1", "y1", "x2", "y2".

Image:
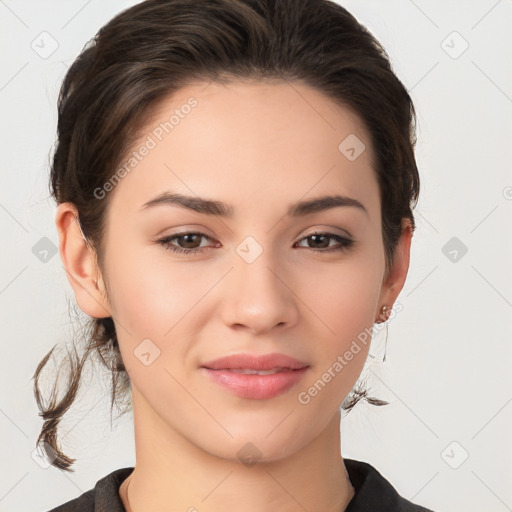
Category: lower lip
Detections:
[{"x1": 200, "y1": 367, "x2": 309, "y2": 400}]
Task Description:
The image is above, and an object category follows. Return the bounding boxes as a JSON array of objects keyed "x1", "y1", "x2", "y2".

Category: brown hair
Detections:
[{"x1": 33, "y1": 0, "x2": 419, "y2": 472}]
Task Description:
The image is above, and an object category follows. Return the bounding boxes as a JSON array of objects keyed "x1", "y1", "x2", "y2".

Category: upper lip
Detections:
[{"x1": 201, "y1": 353, "x2": 309, "y2": 371}]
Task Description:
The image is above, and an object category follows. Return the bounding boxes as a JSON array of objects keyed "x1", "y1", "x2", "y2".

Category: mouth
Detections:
[
  {"x1": 210, "y1": 367, "x2": 296, "y2": 375},
  {"x1": 200, "y1": 365, "x2": 310, "y2": 400},
  {"x1": 200, "y1": 352, "x2": 309, "y2": 371},
  {"x1": 199, "y1": 352, "x2": 310, "y2": 399}
]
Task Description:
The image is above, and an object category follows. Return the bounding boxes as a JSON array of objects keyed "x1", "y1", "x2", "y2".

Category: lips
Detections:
[
  {"x1": 223, "y1": 368, "x2": 287, "y2": 375},
  {"x1": 201, "y1": 352, "x2": 309, "y2": 371},
  {"x1": 200, "y1": 352, "x2": 310, "y2": 399}
]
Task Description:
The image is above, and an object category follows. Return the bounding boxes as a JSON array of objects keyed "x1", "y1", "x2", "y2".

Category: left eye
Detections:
[{"x1": 157, "y1": 231, "x2": 354, "y2": 255}]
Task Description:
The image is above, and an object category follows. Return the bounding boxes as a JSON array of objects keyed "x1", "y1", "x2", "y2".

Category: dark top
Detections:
[{"x1": 47, "y1": 458, "x2": 434, "y2": 512}]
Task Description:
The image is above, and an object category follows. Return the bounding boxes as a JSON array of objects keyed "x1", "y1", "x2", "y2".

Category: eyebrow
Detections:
[{"x1": 140, "y1": 191, "x2": 369, "y2": 218}]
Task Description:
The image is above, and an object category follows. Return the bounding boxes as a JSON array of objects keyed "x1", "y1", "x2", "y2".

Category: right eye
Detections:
[{"x1": 157, "y1": 232, "x2": 217, "y2": 255}]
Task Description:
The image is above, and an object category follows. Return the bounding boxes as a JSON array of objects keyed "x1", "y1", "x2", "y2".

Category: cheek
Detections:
[
  {"x1": 104, "y1": 243, "x2": 223, "y2": 393},
  {"x1": 106, "y1": 249, "x2": 208, "y2": 403},
  {"x1": 295, "y1": 253, "x2": 383, "y2": 388},
  {"x1": 104, "y1": 240, "x2": 213, "y2": 335},
  {"x1": 300, "y1": 250, "x2": 383, "y2": 333}
]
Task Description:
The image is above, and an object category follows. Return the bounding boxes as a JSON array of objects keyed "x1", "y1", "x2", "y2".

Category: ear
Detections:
[
  {"x1": 375, "y1": 218, "x2": 413, "y2": 322},
  {"x1": 55, "y1": 202, "x2": 112, "y2": 318}
]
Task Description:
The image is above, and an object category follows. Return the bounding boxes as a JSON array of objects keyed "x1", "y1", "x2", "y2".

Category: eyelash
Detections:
[{"x1": 156, "y1": 231, "x2": 354, "y2": 255}]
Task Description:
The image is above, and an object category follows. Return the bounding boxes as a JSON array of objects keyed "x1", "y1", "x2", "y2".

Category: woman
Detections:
[{"x1": 34, "y1": 0, "x2": 434, "y2": 510}]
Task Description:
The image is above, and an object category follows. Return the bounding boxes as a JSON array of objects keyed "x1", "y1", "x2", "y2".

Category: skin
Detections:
[{"x1": 55, "y1": 79, "x2": 412, "y2": 512}]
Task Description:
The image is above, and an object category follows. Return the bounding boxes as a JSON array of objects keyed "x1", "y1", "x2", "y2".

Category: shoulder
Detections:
[
  {"x1": 344, "y1": 458, "x2": 435, "y2": 512},
  {"x1": 47, "y1": 467, "x2": 134, "y2": 512}
]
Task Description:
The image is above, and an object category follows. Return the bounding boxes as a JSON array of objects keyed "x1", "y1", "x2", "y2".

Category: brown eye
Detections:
[
  {"x1": 156, "y1": 231, "x2": 354, "y2": 256},
  {"x1": 296, "y1": 232, "x2": 354, "y2": 253},
  {"x1": 157, "y1": 232, "x2": 215, "y2": 254}
]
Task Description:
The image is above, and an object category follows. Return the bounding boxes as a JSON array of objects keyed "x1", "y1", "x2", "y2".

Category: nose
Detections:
[{"x1": 220, "y1": 249, "x2": 299, "y2": 335}]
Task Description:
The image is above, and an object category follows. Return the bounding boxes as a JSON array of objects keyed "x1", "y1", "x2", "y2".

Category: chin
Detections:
[{"x1": 197, "y1": 424, "x2": 305, "y2": 465}]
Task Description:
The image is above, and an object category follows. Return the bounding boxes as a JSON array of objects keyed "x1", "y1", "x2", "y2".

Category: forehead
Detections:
[{"x1": 106, "y1": 79, "x2": 379, "y2": 221}]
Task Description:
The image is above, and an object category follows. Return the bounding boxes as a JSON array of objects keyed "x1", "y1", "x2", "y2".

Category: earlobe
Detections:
[{"x1": 55, "y1": 202, "x2": 112, "y2": 319}]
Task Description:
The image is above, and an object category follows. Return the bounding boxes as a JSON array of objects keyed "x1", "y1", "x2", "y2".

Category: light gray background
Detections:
[{"x1": 1, "y1": 1, "x2": 511, "y2": 511}]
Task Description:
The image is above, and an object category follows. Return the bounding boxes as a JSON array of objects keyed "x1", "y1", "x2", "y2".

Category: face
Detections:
[{"x1": 72, "y1": 79, "x2": 408, "y2": 462}]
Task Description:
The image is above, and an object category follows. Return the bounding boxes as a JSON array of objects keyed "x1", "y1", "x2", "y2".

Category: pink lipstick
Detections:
[{"x1": 200, "y1": 353, "x2": 310, "y2": 400}]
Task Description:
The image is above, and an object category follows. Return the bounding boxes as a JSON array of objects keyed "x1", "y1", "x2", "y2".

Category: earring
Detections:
[
  {"x1": 379, "y1": 305, "x2": 390, "y2": 323},
  {"x1": 369, "y1": 305, "x2": 389, "y2": 362},
  {"x1": 381, "y1": 306, "x2": 389, "y2": 362}
]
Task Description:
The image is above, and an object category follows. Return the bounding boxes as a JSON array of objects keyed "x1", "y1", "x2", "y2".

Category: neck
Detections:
[{"x1": 119, "y1": 387, "x2": 355, "y2": 512}]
